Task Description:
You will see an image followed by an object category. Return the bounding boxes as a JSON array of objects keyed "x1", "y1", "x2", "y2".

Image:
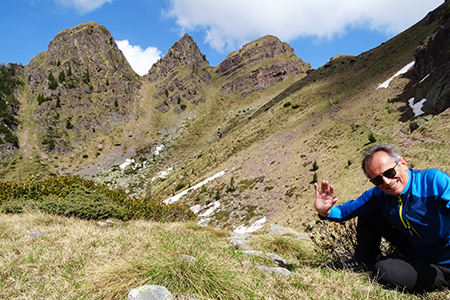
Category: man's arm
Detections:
[{"x1": 314, "y1": 180, "x2": 338, "y2": 217}]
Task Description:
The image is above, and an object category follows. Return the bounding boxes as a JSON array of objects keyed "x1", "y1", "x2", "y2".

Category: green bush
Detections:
[
  {"x1": 0, "y1": 176, "x2": 195, "y2": 222},
  {"x1": 308, "y1": 219, "x2": 397, "y2": 264},
  {"x1": 37, "y1": 191, "x2": 128, "y2": 220},
  {"x1": 368, "y1": 132, "x2": 377, "y2": 143}
]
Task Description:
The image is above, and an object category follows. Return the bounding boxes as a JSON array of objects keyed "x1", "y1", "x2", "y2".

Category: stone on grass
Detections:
[
  {"x1": 28, "y1": 231, "x2": 45, "y2": 239},
  {"x1": 128, "y1": 285, "x2": 173, "y2": 300},
  {"x1": 229, "y1": 238, "x2": 250, "y2": 249},
  {"x1": 266, "y1": 253, "x2": 289, "y2": 267}
]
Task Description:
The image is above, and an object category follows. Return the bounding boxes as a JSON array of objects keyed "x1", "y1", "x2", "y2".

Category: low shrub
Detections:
[
  {"x1": 0, "y1": 176, "x2": 195, "y2": 222},
  {"x1": 308, "y1": 219, "x2": 397, "y2": 263}
]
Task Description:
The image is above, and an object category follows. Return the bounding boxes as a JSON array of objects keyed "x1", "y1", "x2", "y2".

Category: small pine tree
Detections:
[
  {"x1": 312, "y1": 161, "x2": 319, "y2": 171},
  {"x1": 226, "y1": 177, "x2": 236, "y2": 193},
  {"x1": 58, "y1": 71, "x2": 65, "y2": 83},
  {"x1": 66, "y1": 119, "x2": 73, "y2": 129},
  {"x1": 48, "y1": 73, "x2": 58, "y2": 90},
  {"x1": 311, "y1": 172, "x2": 318, "y2": 184},
  {"x1": 114, "y1": 99, "x2": 118, "y2": 107},
  {"x1": 83, "y1": 69, "x2": 90, "y2": 84},
  {"x1": 368, "y1": 132, "x2": 377, "y2": 144},
  {"x1": 67, "y1": 63, "x2": 72, "y2": 76}
]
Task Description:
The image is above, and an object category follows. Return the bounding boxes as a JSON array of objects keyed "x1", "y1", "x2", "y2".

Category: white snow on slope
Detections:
[
  {"x1": 199, "y1": 201, "x2": 220, "y2": 217},
  {"x1": 419, "y1": 74, "x2": 430, "y2": 84},
  {"x1": 119, "y1": 158, "x2": 135, "y2": 170},
  {"x1": 377, "y1": 61, "x2": 415, "y2": 89},
  {"x1": 163, "y1": 170, "x2": 226, "y2": 204},
  {"x1": 408, "y1": 97, "x2": 427, "y2": 117},
  {"x1": 234, "y1": 217, "x2": 267, "y2": 234},
  {"x1": 155, "y1": 145, "x2": 164, "y2": 155}
]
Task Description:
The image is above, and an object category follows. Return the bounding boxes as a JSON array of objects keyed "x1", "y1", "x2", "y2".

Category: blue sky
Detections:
[{"x1": 1, "y1": 0, "x2": 444, "y2": 75}]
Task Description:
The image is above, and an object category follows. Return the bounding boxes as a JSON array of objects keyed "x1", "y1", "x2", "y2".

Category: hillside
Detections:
[{"x1": 1, "y1": 2, "x2": 450, "y2": 235}]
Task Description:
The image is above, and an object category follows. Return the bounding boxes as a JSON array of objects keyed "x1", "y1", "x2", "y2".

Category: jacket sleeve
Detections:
[
  {"x1": 324, "y1": 187, "x2": 382, "y2": 222},
  {"x1": 426, "y1": 169, "x2": 450, "y2": 214}
]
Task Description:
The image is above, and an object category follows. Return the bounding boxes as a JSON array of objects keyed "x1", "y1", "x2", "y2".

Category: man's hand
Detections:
[{"x1": 314, "y1": 180, "x2": 338, "y2": 217}]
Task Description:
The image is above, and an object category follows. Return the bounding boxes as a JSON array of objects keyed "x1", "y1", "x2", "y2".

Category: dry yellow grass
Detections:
[{"x1": 0, "y1": 211, "x2": 448, "y2": 299}]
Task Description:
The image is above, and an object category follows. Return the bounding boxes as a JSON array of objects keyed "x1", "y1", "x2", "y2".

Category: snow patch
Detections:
[
  {"x1": 199, "y1": 201, "x2": 220, "y2": 217},
  {"x1": 408, "y1": 97, "x2": 427, "y2": 117},
  {"x1": 234, "y1": 217, "x2": 267, "y2": 234},
  {"x1": 163, "y1": 170, "x2": 226, "y2": 204},
  {"x1": 119, "y1": 158, "x2": 135, "y2": 170},
  {"x1": 155, "y1": 145, "x2": 164, "y2": 155},
  {"x1": 377, "y1": 61, "x2": 415, "y2": 90},
  {"x1": 419, "y1": 74, "x2": 430, "y2": 84},
  {"x1": 152, "y1": 167, "x2": 173, "y2": 181}
]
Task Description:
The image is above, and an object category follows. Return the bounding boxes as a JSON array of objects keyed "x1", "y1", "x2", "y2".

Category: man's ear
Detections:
[{"x1": 400, "y1": 157, "x2": 408, "y2": 168}]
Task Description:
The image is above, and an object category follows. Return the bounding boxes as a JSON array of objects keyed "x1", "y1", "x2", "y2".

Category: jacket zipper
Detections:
[{"x1": 398, "y1": 194, "x2": 421, "y2": 238}]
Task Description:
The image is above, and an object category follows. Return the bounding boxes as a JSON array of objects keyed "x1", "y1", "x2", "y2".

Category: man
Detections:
[{"x1": 314, "y1": 144, "x2": 450, "y2": 292}]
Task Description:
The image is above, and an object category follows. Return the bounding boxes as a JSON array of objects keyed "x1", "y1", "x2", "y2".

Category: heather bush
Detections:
[{"x1": 0, "y1": 176, "x2": 195, "y2": 222}]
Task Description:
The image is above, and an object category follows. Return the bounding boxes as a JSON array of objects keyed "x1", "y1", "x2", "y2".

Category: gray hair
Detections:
[{"x1": 361, "y1": 144, "x2": 402, "y2": 178}]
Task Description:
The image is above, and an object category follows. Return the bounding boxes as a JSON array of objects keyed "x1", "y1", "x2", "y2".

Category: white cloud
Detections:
[
  {"x1": 164, "y1": 0, "x2": 443, "y2": 53},
  {"x1": 54, "y1": 0, "x2": 114, "y2": 14},
  {"x1": 116, "y1": 40, "x2": 162, "y2": 76}
]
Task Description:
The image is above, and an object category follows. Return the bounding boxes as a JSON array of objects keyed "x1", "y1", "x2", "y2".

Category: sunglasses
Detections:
[{"x1": 369, "y1": 161, "x2": 399, "y2": 186}]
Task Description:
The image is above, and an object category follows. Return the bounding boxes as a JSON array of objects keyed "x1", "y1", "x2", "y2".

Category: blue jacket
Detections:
[{"x1": 325, "y1": 168, "x2": 450, "y2": 267}]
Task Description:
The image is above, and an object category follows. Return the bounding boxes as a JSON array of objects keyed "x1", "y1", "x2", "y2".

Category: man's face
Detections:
[{"x1": 364, "y1": 151, "x2": 409, "y2": 195}]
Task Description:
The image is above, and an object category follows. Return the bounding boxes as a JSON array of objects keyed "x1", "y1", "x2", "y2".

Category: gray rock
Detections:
[
  {"x1": 270, "y1": 267, "x2": 292, "y2": 277},
  {"x1": 179, "y1": 254, "x2": 197, "y2": 263},
  {"x1": 28, "y1": 231, "x2": 45, "y2": 239},
  {"x1": 229, "y1": 238, "x2": 250, "y2": 249},
  {"x1": 231, "y1": 232, "x2": 252, "y2": 240},
  {"x1": 256, "y1": 265, "x2": 292, "y2": 277},
  {"x1": 128, "y1": 285, "x2": 173, "y2": 300},
  {"x1": 243, "y1": 250, "x2": 263, "y2": 256},
  {"x1": 266, "y1": 253, "x2": 289, "y2": 267}
]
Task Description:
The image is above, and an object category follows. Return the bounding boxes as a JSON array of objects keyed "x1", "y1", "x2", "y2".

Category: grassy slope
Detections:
[
  {"x1": 143, "y1": 2, "x2": 450, "y2": 234},
  {"x1": 1, "y1": 211, "x2": 447, "y2": 299}
]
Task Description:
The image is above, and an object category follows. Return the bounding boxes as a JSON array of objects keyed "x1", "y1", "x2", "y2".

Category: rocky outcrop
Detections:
[
  {"x1": 216, "y1": 35, "x2": 311, "y2": 97},
  {"x1": 146, "y1": 34, "x2": 212, "y2": 114},
  {"x1": 0, "y1": 63, "x2": 23, "y2": 161},
  {"x1": 25, "y1": 21, "x2": 141, "y2": 153},
  {"x1": 413, "y1": 8, "x2": 450, "y2": 115},
  {"x1": 220, "y1": 62, "x2": 305, "y2": 97}
]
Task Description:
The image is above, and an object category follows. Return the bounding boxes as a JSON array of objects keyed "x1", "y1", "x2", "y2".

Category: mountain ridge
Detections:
[{"x1": 2, "y1": 2, "x2": 450, "y2": 232}]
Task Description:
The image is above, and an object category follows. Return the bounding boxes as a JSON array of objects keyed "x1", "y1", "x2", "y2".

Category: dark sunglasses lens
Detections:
[
  {"x1": 384, "y1": 168, "x2": 397, "y2": 178},
  {"x1": 370, "y1": 176, "x2": 383, "y2": 185},
  {"x1": 370, "y1": 166, "x2": 397, "y2": 185}
]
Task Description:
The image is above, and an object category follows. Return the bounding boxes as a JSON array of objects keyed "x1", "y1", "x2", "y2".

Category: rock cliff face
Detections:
[
  {"x1": 146, "y1": 34, "x2": 212, "y2": 114},
  {"x1": 216, "y1": 35, "x2": 311, "y2": 97},
  {"x1": 0, "y1": 63, "x2": 23, "y2": 161},
  {"x1": 25, "y1": 21, "x2": 141, "y2": 153},
  {"x1": 414, "y1": 8, "x2": 450, "y2": 115}
]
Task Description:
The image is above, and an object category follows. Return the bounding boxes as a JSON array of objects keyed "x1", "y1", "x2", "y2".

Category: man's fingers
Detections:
[{"x1": 320, "y1": 180, "x2": 328, "y2": 194}]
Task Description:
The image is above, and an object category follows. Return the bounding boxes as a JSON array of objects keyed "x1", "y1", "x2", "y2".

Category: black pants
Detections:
[{"x1": 355, "y1": 212, "x2": 450, "y2": 293}]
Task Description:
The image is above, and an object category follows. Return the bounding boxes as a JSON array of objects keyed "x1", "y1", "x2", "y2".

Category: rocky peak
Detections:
[
  {"x1": 216, "y1": 35, "x2": 308, "y2": 77},
  {"x1": 24, "y1": 21, "x2": 142, "y2": 154},
  {"x1": 146, "y1": 34, "x2": 212, "y2": 114},
  {"x1": 215, "y1": 35, "x2": 311, "y2": 97},
  {"x1": 147, "y1": 34, "x2": 210, "y2": 81}
]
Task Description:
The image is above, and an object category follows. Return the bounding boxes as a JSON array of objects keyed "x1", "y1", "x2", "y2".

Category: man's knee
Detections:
[{"x1": 373, "y1": 258, "x2": 442, "y2": 292}]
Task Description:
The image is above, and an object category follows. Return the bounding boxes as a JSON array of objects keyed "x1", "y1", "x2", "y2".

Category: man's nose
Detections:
[{"x1": 382, "y1": 175, "x2": 392, "y2": 185}]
